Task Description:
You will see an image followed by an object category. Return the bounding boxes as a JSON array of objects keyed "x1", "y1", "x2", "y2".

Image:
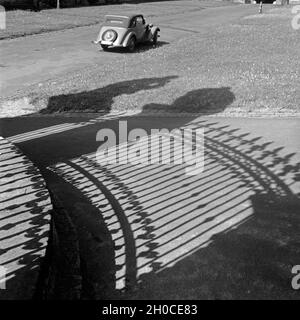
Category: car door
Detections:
[{"x1": 134, "y1": 16, "x2": 146, "y2": 41}]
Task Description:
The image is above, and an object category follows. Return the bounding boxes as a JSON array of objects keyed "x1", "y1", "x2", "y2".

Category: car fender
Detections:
[
  {"x1": 122, "y1": 31, "x2": 136, "y2": 47},
  {"x1": 150, "y1": 26, "x2": 160, "y2": 37}
]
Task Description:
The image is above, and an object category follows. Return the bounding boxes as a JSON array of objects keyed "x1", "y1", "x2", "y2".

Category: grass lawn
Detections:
[{"x1": 0, "y1": 9, "x2": 100, "y2": 40}]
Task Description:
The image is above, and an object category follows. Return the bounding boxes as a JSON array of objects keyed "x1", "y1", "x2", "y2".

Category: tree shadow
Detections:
[
  {"x1": 44, "y1": 76, "x2": 177, "y2": 114},
  {"x1": 142, "y1": 86, "x2": 235, "y2": 114},
  {"x1": 44, "y1": 76, "x2": 235, "y2": 115}
]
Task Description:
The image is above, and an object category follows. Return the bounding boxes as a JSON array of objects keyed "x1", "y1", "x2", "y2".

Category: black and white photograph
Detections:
[{"x1": 0, "y1": 0, "x2": 299, "y2": 305}]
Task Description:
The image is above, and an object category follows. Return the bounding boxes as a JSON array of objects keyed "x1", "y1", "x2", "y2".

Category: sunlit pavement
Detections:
[
  {"x1": 0, "y1": 137, "x2": 51, "y2": 299},
  {"x1": 1, "y1": 114, "x2": 299, "y2": 299}
]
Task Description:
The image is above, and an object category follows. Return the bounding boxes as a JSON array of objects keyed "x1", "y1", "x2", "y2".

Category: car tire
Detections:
[
  {"x1": 101, "y1": 44, "x2": 109, "y2": 51},
  {"x1": 127, "y1": 37, "x2": 136, "y2": 52},
  {"x1": 152, "y1": 31, "x2": 159, "y2": 45}
]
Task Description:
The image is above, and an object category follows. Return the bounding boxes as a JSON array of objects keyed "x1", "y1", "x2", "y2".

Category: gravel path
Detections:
[{"x1": 0, "y1": 3, "x2": 299, "y2": 117}]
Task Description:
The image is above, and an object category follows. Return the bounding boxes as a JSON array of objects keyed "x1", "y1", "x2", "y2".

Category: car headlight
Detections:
[{"x1": 102, "y1": 30, "x2": 117, "y2": 42}]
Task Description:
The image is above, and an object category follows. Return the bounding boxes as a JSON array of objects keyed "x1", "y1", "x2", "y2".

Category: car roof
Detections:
[{"x1": 105, "y1": 14, "x2": 143, "y2": 20}]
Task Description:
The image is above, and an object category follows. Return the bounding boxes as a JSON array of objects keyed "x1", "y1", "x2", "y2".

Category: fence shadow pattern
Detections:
[
  {"x1": 48, "y1": 119, "x2": 300, "y2": 294},
  {"x1": 0, "y1": 138, "x2": 51, "y2": 299}
]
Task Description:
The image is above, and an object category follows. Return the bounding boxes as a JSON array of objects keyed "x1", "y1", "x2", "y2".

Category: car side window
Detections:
[
  {"x1": 136, "y1": 16, "x2": 144, "y2": 25},
  {"x1": 131, "y1": 18, "x2": 136, "y2": 28},
  {"x1": 131, "y1": 18, "x2": 139, "y2": 28}
]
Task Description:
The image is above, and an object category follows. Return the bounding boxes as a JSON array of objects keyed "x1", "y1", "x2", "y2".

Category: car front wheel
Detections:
[{"x1": 152, "y1": 31, "x2": 159, "y2": 45}]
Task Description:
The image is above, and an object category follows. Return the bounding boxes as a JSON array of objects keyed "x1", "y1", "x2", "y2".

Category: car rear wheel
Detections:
[
  {"x1": 152, "y1": 31, "x2": 159, "y2": 45},
  {"x1": 101, "y1": 44, "x2": 109, "y2": 51},
  {"x1": 127, "y1": 37, "x2": 136, "y2": 52}
]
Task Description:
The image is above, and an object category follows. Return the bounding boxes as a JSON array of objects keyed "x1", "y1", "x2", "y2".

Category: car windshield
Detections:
[{"x1": 104, "y1": 16, "x2": 129, "y2": 27}]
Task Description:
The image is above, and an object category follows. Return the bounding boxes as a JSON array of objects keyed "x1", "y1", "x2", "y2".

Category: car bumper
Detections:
[{"x1": 99, "y1": 40, "x2": 127, "y2": 47}]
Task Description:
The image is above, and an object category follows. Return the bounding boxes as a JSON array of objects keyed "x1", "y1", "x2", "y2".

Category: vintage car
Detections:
[{"x1": 93, "y1": 14, "x2": 160, "y2": 52}]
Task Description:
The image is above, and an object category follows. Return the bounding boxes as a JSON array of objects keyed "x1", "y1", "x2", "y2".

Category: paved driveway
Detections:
[{"x1": 1, "y1": 114, "x2": 299, "y2": 299}]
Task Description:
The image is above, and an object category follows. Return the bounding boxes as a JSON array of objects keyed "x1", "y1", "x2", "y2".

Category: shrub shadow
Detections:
[
  {"x1": 142, "y1": 86, "x2": 235, "y2": 114},
  {"x1": 44, "y1": 76, "x2": 234, "y2": 115},
  {"x1": 44, "y1": 76, "x2": 177, "y2": 113}
]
